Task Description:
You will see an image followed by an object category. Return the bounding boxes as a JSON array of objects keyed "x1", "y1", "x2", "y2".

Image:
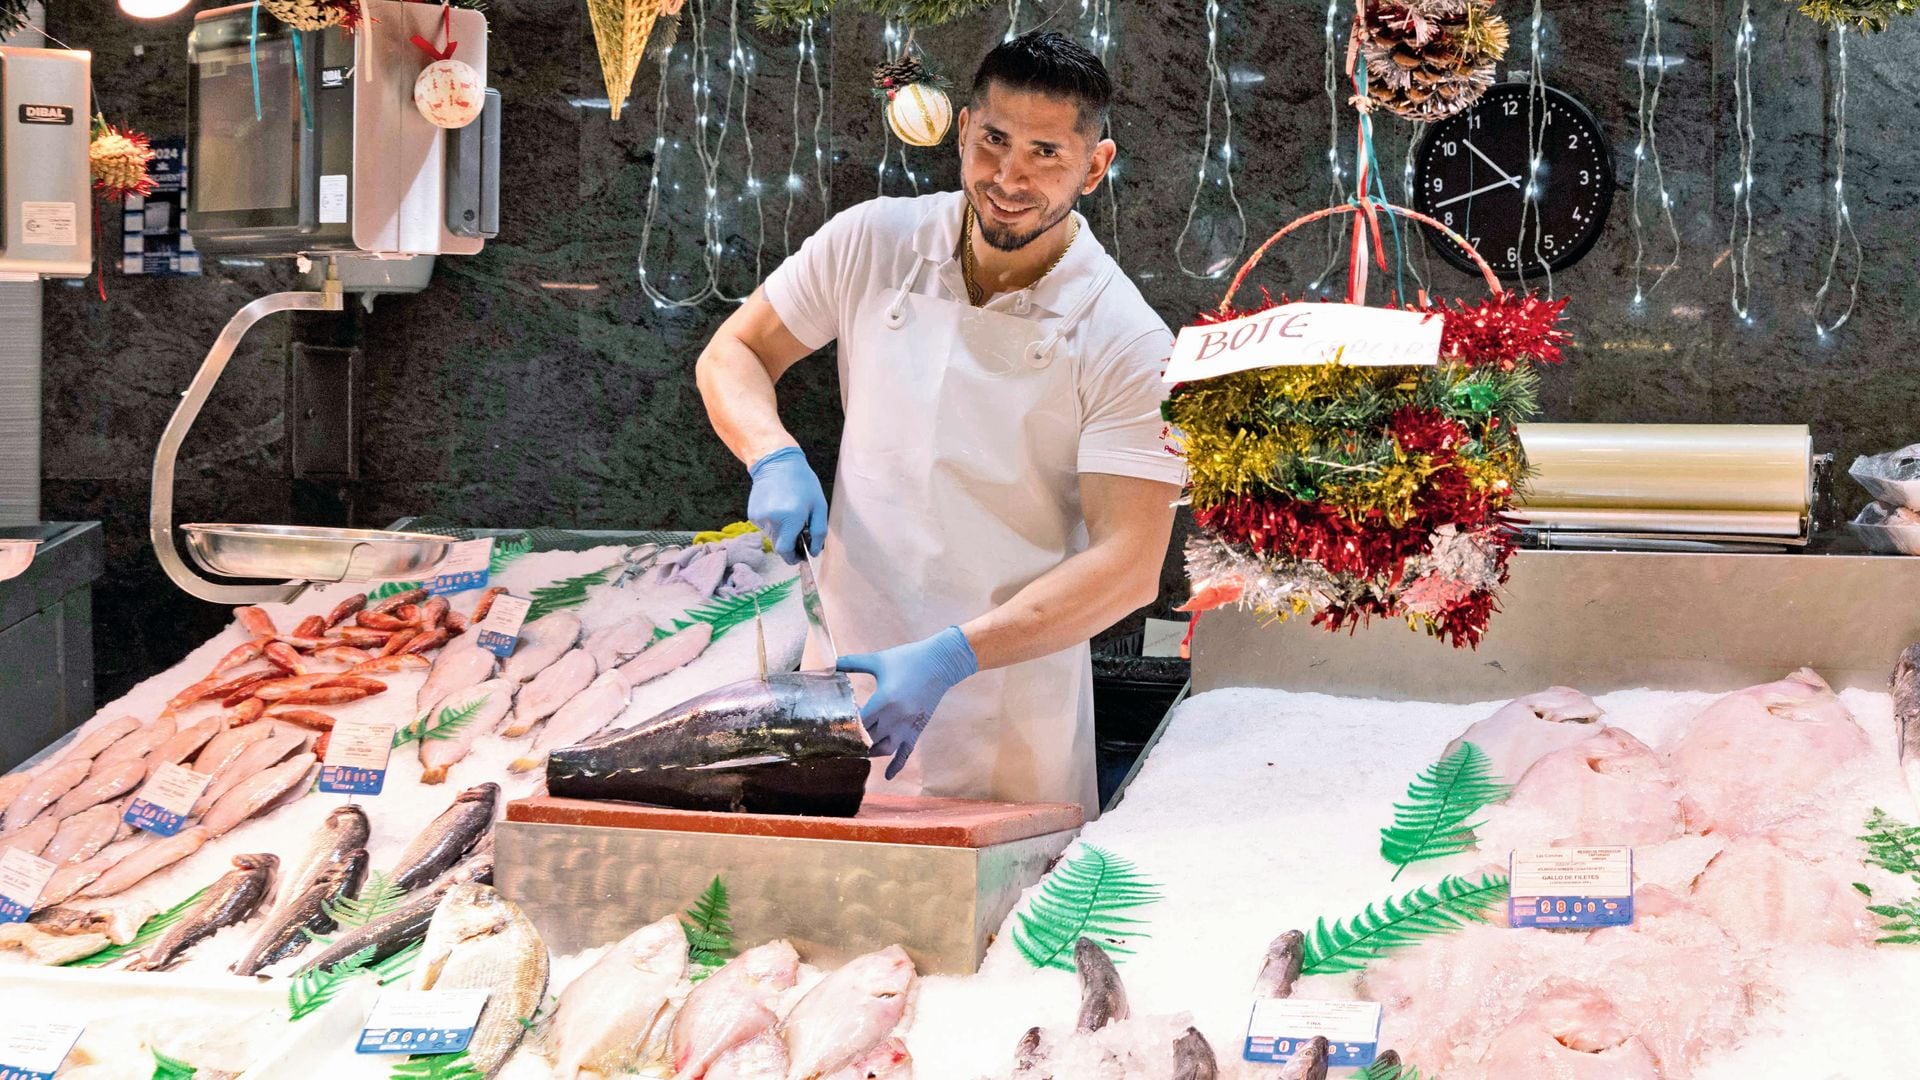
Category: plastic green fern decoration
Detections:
[
  {"x1": 393, "y1": 697, "x2": 488, "y2": 749},
  {"x1": 1379, "y1": 742, "x2": 1510, "y2": 880},
  {"x1": 390, "y1": 1052, "x2": 482, "y2": 1080},
  {"x1": 1012, "y1": 845, "x2": 1161, "y2": 972},
  {"x1": 368, "y1": 580, "x2": 423, "y2": 602},
  {"x1": 489, "y1": 534, "x2": 535, "y2": 573},
  {"x1": 682, "y1": 876, "x2": 737, "y2": 981},
  {"x1": 1860, "y1": 807, "x2": 1920, "y2": 879},
  {"x1": 151, "y1": 1051, "x2": 197, "y2": 1079},
  {"x1": 525, "y1": 566, "x2": 617, "y2": 621},
  {"x1": 323, "y1": 870, "x2": 404, "y2": 930},
  {"x1": 371, "y1": 939, "x2": 425, "y2": 984},
  {"x1": 1363, "y1": 1060, "x2": 1427, "y2": 1080},
  {"x1": 1302, "y1": 873, "x2": 1509, "y2": 975},
  {"x1": 288, "y1": 945, "x2": 378, "y2": 1020},
  {"x1": 62, "y1": 887, "x2": 208, "y2": 967},
  {"x1": 1853, "y1": 883, "x2": 1920, "y2": 945},
  {"x1": 655, "y1": 578, "x2": 797, "y2": 644}
]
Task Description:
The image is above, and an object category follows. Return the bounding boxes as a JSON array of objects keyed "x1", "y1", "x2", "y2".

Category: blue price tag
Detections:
[
  {"x1": 475, "y1": 628, "x2": 516, "y2": 657},
  {"x1": 318, "y1": 765, "x2": 386, "y2": 797},
  {"x1": 0, "y1": 897, "x2": 28, "y2": 925},
  {"x1": 1509, "y1": 848, "x2": 1635, "y2": 930},
  {"x1": 355, "y1": 989, "x2": 488, "y2": 1056},
  {"x1": 471, "y1": 595, "x2": 531, "y2": 659},
  {"x1": 427, "y1": 539, "x2": 494, "y2": 598},
  {"x1": 1242, "y1": 999, "x2": 1382, "y2": 1067},
  {"x1": 356, "y1": 1026, "x2": 474, "y2": 1055},
  {"x1": 122, "y1": 798, "x2": 188, "y2": 837},
  {"x1": 0, "y1": 1067, "x2": 56, "y2": 1080},
  {"x1": 122, "y1": 764, "x2": 210, "y2": 838},
  {"x1": 0, "y1": 849, "x2": 57, "y2": 924},
  {"x1": 1242, "y1": 1037, "x2": 1376, "y2": 1068}
]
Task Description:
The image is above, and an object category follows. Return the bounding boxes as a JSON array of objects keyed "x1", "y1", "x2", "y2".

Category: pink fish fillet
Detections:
[
  {"x1": 194, "y1": 730, "x2": 310, "y2": 816},
  {"x1": 500, "y1": 648, "x2": 597, "y2": 738},
  {"x1": 2, "y1": 756, "x2": 93, "y2": 832},
  {"x1": 417, "y1": 638, "x2": 499, "y2": 716},
  {"x1": 1, "y1": 815, "x2": 59, "y2": 858},
  {"x1": 670, "y1": 939, "x2": 801, "y2": 1078},
  {"x1": 820, "y1": 1038, "x2": 912, "y2": 1080},
  {"x1": 617, "y1": 623, "x2": 714, "y2": 688},
  {"x1": 1688, "y1": 838, "x2": 1872, "y2": 947},
  {"x1": 192, "y1": 721, "x2": 277, "y2": 779},
  {"x1": 76, "y1": 826, "x2": 209, "y2": 900},
  {"x1": 1441, "y1": 687, "x2": 1605, "y2": 784},
  {"x1": 36, "y1": 836, "x2": 151, "y2": 910},
  {"x1": 418, "y1": 680, "x2": 517, "y2": 785},
  {"x1": 706, "y1": 1033, "x2": 790, "y2": 1080},
  {"x1": 0, "y1": 771, "x2": 34, "y2": 812},
  {"x1": 145, "y1": 718, "x2": 223, "y2": 773},
  {"x1": 1479, "y1": 727, "x2": 1686, "y2": 852},
  {"x1": 1662, "y1": 668, "x2": 1871, "y2": 839},
  {"x1": 509, "y1": 669, "x2": 632, "y2": 774},
  {"x1": 94, "y1": 717, "x2": 178, "y2": 767},
  {"x1": 501, "y1": 611, "x2": 583, "y2": 683},
  {"x1": 204, "y1": 754, "x2": 319, "y2": 837},
  {"x1": 48, "y1": 757, "x2": 148, "y2": 821},
  {"x1": 1477, "y1": 1009, "x2": 1661, "y2": 1079},
  {"x1": 61, "y1": 715, "x2": 143, "y2": 764},
  {"x1": 42, "y1": 802, "x2": 124, "y2": 865},
  {"x1": 779, "y1": 945, "x2": 916, "y2": 1080}
]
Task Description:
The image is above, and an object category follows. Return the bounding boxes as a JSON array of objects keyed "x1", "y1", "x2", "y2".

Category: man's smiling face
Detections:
[{"x1": 957, "y1": 84, "x2": 1114, "y2": 253}]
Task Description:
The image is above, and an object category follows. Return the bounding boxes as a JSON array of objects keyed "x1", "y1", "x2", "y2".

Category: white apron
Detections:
[{"x1": 806, "y1": 245, "x2": 1116, "y2": 819}]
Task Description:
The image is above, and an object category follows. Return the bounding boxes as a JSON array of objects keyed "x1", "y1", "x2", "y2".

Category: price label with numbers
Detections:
[
  {"x1": 356, "y1": 989, "x2": 489, "y2": 1055},
  {"x1": 1509, "y1": 846, "x2": 1635, "y2": 929},
  {"x1": 318, "y1": 719, "x2": 396, "y2": 796},
  {"x1": 123, "y1": 763, "x2": 212, "y2": 837},
  {"x1": 0, "y1": 1020, "x2": 83, "y2": 1080},
  {"x1": 473, "y1": 594, "x2": 532, "y2": 658},
  {"x1": 0, "y1": 849, "x2": 56, "y2": 924},
  {"x1": 1243, "y1": 999, "x2": 1382, "y2": 1067},
  {"x1": 427, "y1": 539, "x2": 494, "y2": 597}
]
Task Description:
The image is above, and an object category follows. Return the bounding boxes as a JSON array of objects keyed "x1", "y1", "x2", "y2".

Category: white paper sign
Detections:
[
  {"x1": 0, "y1": 1020, "x2": 84, "y2": 1078},
  {"x1": 319, "y1": 174, "x2": 349, "y2": 224},
  {"x1": 1164, "y1": 303, "x2": 1442, "y2": 384},
  {"x1": 357, "y1": 988, "x2": 490, "y2": 1055},
  {"x1": 1243, "y1": 998, "x2": 1383, "y2": 1067},
  {"x1": 0, "y1": 848, "x2": 57, "y2": 923},
  {"x1": 474, "y1": 594, "x2": 532, "y2": 658},
  {"x1": 428, "y1": 538, "x2": 494, "y2": 597},
  {"x1": 123, "y1": 762, "x2": 212, "y2": 836},
  {"x1": 1509, "y1": 846, "x2": 1635, "y2": 928},
  {"x1": 319, "y1": 719, "x2": 397, "y2": 797},
  {"x1": 21, "y1": 202, "x2": 78, "y2": 247}
]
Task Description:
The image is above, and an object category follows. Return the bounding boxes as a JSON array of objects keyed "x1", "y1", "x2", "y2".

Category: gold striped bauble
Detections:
[{"x1": 885, "y1": 82, "x2": 953, "y2": 148}]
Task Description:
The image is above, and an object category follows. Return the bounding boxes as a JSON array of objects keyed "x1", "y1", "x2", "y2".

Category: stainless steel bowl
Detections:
[{"x1": 181, "y1": 523, "x2": 453, "y2": 583}]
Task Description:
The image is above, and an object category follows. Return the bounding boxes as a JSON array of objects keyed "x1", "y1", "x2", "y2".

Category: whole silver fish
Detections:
[
  {"x1": 501, "y1": 611, "x2": 582, "y2": 684},
  {"x1": 411, "y1": 884, "x2": 548, "y2": 1078},
  {"x1": 292, "y1": 839, "x2": 493, "y2": 977},
  {"x1": 1279, "y1": 1036, "x2": 1330, "y2": 1080},
  {"x1": 1074, "y1": 938, "x2": 1128, "y2": 1033},
  {"x1": 1012, "y1": 1027, "x2": 1048, "y2": 1077},
  {"x1": 1893, "y1": 644, "x2": 1920, "y2": 812},
  {"x1": 289, "y1": 805, "x2": 372, "y2": 896},
  {"x1": 1173, "y1": 1027, "x2": 1219, "y2": 1080},
  {"x1": 1255, "y1": 929, "x2": 1305, "y2": 998},
  {"x1": 546, "y1": 672, "x2": 871, "y2": 816},
  {"x1": 231, "y1": 848, "x2": 367, "y2": 976},
  {"x1": 129, "y1": 852, "x2": 277, "y2": 971},
  {"x1": 388, "y1": 782, "x2": 497, "y2": 891}
]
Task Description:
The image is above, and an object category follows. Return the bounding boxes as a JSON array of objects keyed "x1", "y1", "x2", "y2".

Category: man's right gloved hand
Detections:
[{"x1": 747, "y1": 446, "x2": 828, "y2": 565}]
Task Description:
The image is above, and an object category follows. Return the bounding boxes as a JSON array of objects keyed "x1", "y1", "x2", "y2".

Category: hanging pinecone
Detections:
[
  {"x1": 1, "y1": 0, "x2": 31, "y2": 40},
  {"x1": 261, "y1": 0, "x2": 359, "y2": 32},
  {"x1": 1355, "y1": 0, "x2": 1508, "y2": 123},
  {"x1": 90, "y1": 117, "x2": 157, "y2": 201},
  {"x1": 871, "y1": 55, "x2": 930, "y2": 94}
]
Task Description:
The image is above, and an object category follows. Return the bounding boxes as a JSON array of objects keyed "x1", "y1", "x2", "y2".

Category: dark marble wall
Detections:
[{"x1": 38, "y1": 1, "x2": 1920, "y2": 703}]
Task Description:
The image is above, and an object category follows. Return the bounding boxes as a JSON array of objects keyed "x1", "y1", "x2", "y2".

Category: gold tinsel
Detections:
[
  {"x1": 588, "y1": 0, "x2": 678, "y2": 122},
  {"x1": 261, "y1": 0, "x2": 350, "y2": 31}
]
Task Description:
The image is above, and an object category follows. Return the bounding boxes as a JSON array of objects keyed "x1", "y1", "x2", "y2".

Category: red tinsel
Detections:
[
  {"x1": 1388, "y1": 405, "x2": 1469, "y2": 455},
  {"x1": 1402, "y1": 291, "x2": 1573, "y2": 370}
]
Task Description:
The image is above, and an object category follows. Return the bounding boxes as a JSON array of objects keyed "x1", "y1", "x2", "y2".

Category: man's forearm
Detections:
[
  {"x1": 696, "y1": 335, "x2": 797, "y2": 467},
  {"x1": 959, "y1": 541, "x2": 1160, "y2": 671}
]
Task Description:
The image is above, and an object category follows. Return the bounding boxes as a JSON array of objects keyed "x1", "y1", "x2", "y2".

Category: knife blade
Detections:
[{"x1": 796, "y1": 529, "x2": 839, "y2": 668}]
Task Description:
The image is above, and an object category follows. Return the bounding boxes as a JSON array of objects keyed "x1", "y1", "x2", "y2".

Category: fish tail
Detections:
[
  {"x1": 420, "y1": 765, "x2": 449, "y2": 785},
  {"x1": 506, "y1": 755, "x2": 542, "y2": 774},
  {"x1": 501, "y1": 718, "x2": 533, "y2": 739}
]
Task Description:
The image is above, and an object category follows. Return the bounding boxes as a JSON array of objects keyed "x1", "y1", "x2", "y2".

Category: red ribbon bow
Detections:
[{"x1": 410, "y1": 0, "x2": 457, "y2": 62}]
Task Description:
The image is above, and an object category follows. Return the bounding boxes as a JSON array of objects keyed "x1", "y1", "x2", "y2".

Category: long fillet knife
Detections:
[{"x1": 796, "y1": 528, "x2": 839, "y2": 670}]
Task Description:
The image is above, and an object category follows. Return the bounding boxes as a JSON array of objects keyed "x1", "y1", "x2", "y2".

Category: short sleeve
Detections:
[
  {"x1": 762, "y1": 201, "x2": 871, "y2": 351},
  {"x1": 1077, "y1": 327, "x2": 1187, "y2": 486}
]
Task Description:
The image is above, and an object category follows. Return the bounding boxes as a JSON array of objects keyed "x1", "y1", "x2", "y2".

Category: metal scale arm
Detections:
[{"x1": 150, "y1": 282, "x2": 345, "y2": 604}]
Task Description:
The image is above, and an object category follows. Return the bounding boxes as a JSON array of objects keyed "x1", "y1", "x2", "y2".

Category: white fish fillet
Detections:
[
  {"x1": 501, "y1": 648, "x2": 597, "y2": 738},
  {"x1": 779, "y1": 945, "x2": 916, "y2": 1080},
  {"x1": 670, "y1": 939, "x2": 800, "y2": 1079},
  {"x1": 502, "y1": 611, "x2": 584, "y2": 683},
  {"x1": 94, "y1": 717, "x2": 177, "y2": 767},
  {"x1": 192, "y1": 721, "x2": 276, "y2": 779},
  {"x1": 62, "y1": 715, "x2": 142, "y2": 765},
  {"x1": 617, "y1": 622, "x2": 714, "y2": 688},
  {"x1": 509, "y1": 669, "x2": 632, "y2": 774},
  {"x1": 419, "y1": 680, "x2": 517, "y2": 785},
  {"x1": 1478, "y1": 727, "x2": 1686, "y2": 852},
  {"x1": 418, "y1": 639, "x2": 499, "y2": 716},
  {"x1": 42, "y1": 802, "x2": 124, "y2": 864},
  {"x1": 584, "y1": 614, "x2": 659, "y2": 673},
  {"x1": 548, "y1": 914, "x2": 687, "y2": 1077},
  {"x1": 203, "y1": 754, "x2": 318, "y2": 837},
  {"x1": 49, "y1": 757, "x2": 147, "y2": 821},
  {"x1": 2, "y1": 756, "x2": 93, "y2": 833},
  {"x1": 194, "y1": 729, "x2": 309, "y2": 816},
  {"x1": 0, "y1": 923, "x2": 112, "y2": 966},
  {"x1": 1441, "y1": 687, "x2": 1604, "y2": 784},
  {"x1": 820, "y1": 1037, "x2": 911, "y2": 1080},
  {"x1": 76, "y1": 827, "x2": 208, "y2": 901},
  {"x1": 1688, "y1": 839, "x2": 1872, "y2": 947},
  {"x1": 708, "y1": 1033, "x2": 789, "y2": 1080},
  {"x1": 0, "y1": 815, "x2": 58, "y2": 858}
]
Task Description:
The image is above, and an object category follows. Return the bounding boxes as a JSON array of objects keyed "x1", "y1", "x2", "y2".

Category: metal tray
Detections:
[{"x1": 181, "y1": 523, "x2": 451, "y2": 584}]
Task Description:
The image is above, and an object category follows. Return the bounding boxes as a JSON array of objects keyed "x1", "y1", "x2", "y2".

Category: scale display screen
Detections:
[{"x1": 191, "y1": 38, "x2": 297, "y2": 214}]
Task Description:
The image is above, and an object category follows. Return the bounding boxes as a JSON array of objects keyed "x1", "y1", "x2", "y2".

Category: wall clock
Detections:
[{"x1": 1409, "y1": 82, "x2": 1615, "y2": 279}]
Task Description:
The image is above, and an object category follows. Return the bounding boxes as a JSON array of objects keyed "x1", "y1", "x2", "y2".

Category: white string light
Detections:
[
  {"x1": 1005, "y1": 0, "x2": 1023, "y2": 40},
  {"x1": 781, "y1": 17, "x2": 830, "y2": 256},
  {"x1": 875, "y1": 22, "x2": 924, "y2": 197},
  {"x1": 1078, "y1": 0, "x2": 1121, "y2": 253},
  {"x1": 1628, "y1": 0, "x2": 1680, "y2": 308},
  {"x1": 1728, "y1": 0, "x2": 1755, "y2": 324},
  {"x1": 1516, "y1": 0, "x2": 1550, "y2": 295},
  {"x1": 1173, "y1": 0, "x2": 1246, "y2": 279},
  {"x1": 1310, "y1": 0, "x2": 1349, "y2": 297},
  {"x1": 1813, "y1": 25, "x2": 1860, "y2": 339},
  {"x1": 1398, "y1": 120, "x2": 1431, "y2": 294}
]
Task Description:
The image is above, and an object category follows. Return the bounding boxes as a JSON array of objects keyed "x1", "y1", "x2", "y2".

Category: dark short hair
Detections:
[{"x1": 971, "y1": 30, "x2": 1112, "y2": 138}]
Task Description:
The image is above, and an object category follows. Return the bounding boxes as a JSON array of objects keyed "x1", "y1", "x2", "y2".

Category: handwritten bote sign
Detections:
[{"x1": 1162, "y1": 303, "x2": 1443, "y2": 385}]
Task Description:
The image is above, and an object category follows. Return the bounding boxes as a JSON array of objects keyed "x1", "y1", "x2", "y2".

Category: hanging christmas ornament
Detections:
[
  {"x1": 1354, "y1": 0, "x2": 1508, "y2": 123},
  {"x1": 260, "y1": 0, "x2": 359, "y2": 32},
  {"x1": 587, "y1": 0, "x2": 684, "y2": 122},
  {"x1": 89, "y1": 116, "x2": 157, "y2": 201},
  {"x1": 1, "y1": 0, "x2": 32, "y2": 39},
  {"x1": 1799, "y1": 0, "x2": 1916, "y2": 32},
  {"x1": 873, "y1": 55, "x2": 952, "y2": 148},
  {"x1": 410, "y1": 2, "x2": 484, "y2": 128}
]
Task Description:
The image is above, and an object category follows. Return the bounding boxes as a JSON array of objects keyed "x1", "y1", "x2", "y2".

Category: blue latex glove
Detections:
[
  {"x1": 837, "y1": 627, "x2": 979, "y2": 780},
  {"x1": 747, "y1": 446, "x2": 828, "y2": 565}
]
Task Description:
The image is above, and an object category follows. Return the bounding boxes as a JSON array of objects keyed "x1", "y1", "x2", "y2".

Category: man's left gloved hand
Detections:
[{"x1": 836, "y1": 627, "x2": 978, "y2": 780}]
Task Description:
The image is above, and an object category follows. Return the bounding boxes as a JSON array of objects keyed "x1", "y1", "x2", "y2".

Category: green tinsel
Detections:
[
  {"x1": 754, "y1": 0, "x2": 996, "y2": 31},
  {"x1": 1799, "y1": 0, "x2": 1917, "y2": 31},
  {"x1": 0, "y1": 0, "x2": 30, "y2": 39}
]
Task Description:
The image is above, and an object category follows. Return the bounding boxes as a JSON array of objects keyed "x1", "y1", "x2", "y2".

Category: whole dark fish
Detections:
[
  {"x1": 1012, "y1": 1027, "x2": 1048, "y2": 1077},
  {"x1": 1279, "y1": 1036, "x2": 1330, "y2": 1080},
  {"x1": 129, "y1": 853, "x2": 277, "y2": 971},
  {"x1": 389, "y1": 782, "x2": 496, "y2": 891},
  {"x1": 1173, "y1": 1027, "x2": 1218, "y2": 1080},
  {"x1": 294, "y1": 839, "x2": 493, "y2": 977},
  {"x1": 546, "y1": 673, "x2": 873, "y2": 817},
  {"x1": 1366, "y1": 1050, "x2": 1405, "y2": 1078},
  {"x1": 1073, "y1": 937, "x2": 1128, "y2": 1033},
  {"x1": 1893, "y1": 644, "x2": 1920, "y2": 812},
  {"x1": 1255, "y1": 929, "x2": 1304, "y2": 998},
  {"x1": 230, "y1": 848, "x2": 368, "y2": 976}
]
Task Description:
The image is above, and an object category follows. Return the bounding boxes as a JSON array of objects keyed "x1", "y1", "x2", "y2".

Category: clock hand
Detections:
[
  {"x1": 1432, "y1": 175, "x2": 1522, "y2": 210},
  {"x1": 1462, "y1": 139, "x2": 1519, "y2": 183}
]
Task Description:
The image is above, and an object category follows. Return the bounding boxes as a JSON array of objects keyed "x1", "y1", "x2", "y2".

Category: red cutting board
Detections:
[{"x1": 507, "y1": 794, "x2": 1084, "y2": 849}]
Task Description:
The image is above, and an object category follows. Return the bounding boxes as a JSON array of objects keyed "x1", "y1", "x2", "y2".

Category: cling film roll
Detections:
[{"x1": 1515, "y1": 424, "x2": 1811, "y2": 513}]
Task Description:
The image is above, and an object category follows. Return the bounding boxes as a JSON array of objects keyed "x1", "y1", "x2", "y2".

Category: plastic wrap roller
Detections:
[{"x1": 1514, "y1": 424, "x2": 1812, "y2": 546}]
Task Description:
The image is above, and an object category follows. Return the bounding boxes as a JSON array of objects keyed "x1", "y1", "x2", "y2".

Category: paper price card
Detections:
[
  {"x1": 319, "y1": 719, "x2": 397, "y2": 797},
  {"x1": 0, "y1": 1021, "x2": 83, "y2": 1080},
  {"x1": 357, "y1": 989, "x2": 490, "y2": 1055},
  {"x1": 123, "y1": 763, "x2": 212, "y2": 837},
  {"x1": 428, "y1": 538, "x2": 495, "y2": 597},
  {"x1": 1243, "y1": 998, "x2": 1382, "y2": 1067},
  {"x1": 473, "y1": 594, "x2": 532, "y2": 659},
  {"x1": 0, "y1": 849, "x2": 56, "y2": 924},
  {"x1": 1509, "y1": 846, "x2": 1635, "y2": 929},
  {"x1": 1165, "y1": 303, "x2": 1442, "y2": 385}
]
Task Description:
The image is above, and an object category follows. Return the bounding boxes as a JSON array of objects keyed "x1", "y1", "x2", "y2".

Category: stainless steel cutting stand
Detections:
[{"x1": 496, "y1": 794, "x2": 1082, "y2": 975}]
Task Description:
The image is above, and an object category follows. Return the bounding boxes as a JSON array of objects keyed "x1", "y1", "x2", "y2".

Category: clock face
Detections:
[{"x1": 1411, "y1": 83, "x2": 1615, "y2": 279}]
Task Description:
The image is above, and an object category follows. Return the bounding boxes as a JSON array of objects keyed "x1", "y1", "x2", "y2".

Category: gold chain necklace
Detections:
[{"x1": 961, "y1": 202, "x2": 1079, "y2": 308}]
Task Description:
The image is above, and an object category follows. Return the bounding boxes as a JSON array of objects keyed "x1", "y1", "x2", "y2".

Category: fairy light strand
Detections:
[
  {"x1": 1310, "y1": 0, "x2": 1349, "y2": 296},
  {"x1": 1628, "y1": 0, "x2": 1680, "y2": 308},
  {"x1": 1728, "y1": 0, "x2": 1755, "y2": 323},
  {"x1": 1398, "y1": 120, "x2": 1431, "y2": 294},
  {"x1": 875, "y1": 22, "x2": 924, "y2": 197},
  {"x1": 1515, "y1": 0, "x2": 1550, "y2": 295},
  {"x1": 1078, "y1": 0, "x2": 1122, "y2": 253},
  {"x1": 1173, "y1": 0, "x2": 1247, "y2": 279},
  {"x1": 1813, "y1": 25, "x2": 1861, "y2": 338},
  {"x1": 781, "y1": 17, "x2": 830, "y2": 256}
]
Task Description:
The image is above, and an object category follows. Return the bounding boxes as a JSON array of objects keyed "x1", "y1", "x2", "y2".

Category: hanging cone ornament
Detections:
[
  {"x1": 588, "y1": 0, "x2": 684, "y2": 121},
  {"x1": 873, "y1": 55, "x2": 953, "y2": 148},
  {"x1": 1355, "y1": 0, "x2": 1507, "y2": 123},
  {"x1": 89, "y1": 117, "x2": 157, "y2": 201},
  {"x1": 261, "y1": 0, "x2": 359, "y2": 31}
]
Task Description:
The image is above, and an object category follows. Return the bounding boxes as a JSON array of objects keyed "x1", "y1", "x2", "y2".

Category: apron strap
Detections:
[
  {"x1": 1025, "y1": 262, "x2": 1117, "y2": 368},
  {"x1": 884, "y1": 258, "x2": 928, "y2": 328}
]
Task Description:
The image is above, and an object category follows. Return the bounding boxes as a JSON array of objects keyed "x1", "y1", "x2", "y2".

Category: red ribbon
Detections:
[{"x1": 410, "y1": 1, "x2": 456, "y2": 62}]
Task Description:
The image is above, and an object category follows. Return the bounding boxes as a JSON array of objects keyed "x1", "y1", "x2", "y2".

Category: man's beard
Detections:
[{"x1": 970, "y1": 188, "x2": 1074, "y2": 253}]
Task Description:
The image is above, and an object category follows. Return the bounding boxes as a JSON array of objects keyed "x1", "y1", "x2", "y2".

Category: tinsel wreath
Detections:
[
  {"x1": 1354, "y1": 0, "x2": 1508, "y2": 122},
  {"x1": 754, "y1": 0, "x2": 995, "y2": 30},
  {"x1": 1165, "y1": 291, "x2": 1569, "y2": 648},
  {"x1": 1799, "y1": 0, "x2": 1917, "y2": 31}
]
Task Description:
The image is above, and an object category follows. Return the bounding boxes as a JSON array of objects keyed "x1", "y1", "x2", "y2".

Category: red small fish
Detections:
[
  {"x1": 312, "y1": 645, "x2": 374, "y2": 666},
  {"x1": 278, "y1": 687, "x2": 372, "y2": 706},
  {"x1": 356, "y1": 611, "x2": 410, "y2": 632},
  {"x1": 469, "y1": 586, "x2": 506, "y2": 623},
  {"x1": 344, "y1": 654, "x2": 431, "y2": 675},
  {"x1": 315, "y1": 676, "x2": 387, "y2": 694},
  {"x1": 291, "y1": 615, "x2": 327, "y2": 639},
  {"x1": 222, "y1": 699, "x2": 267, "y2": 727},
  {"x1": 326, "y1": 628, "x2": 393, "y2": 648},
  {"x1": 311, "y1": 731, "x2": 332, "y2": 759},
  {"x1": 419, "y1": 597, "x2": 449, "y2": 631},
  {"x1": 400, "y1": 628, "x2": 449, "y2": 655},
  {"x1": 444, "y1": 609, "x2": 469, "y2": 634},
  {"x1": 379, "y1": 630, "x2": 420, "y2": 657},
  {"x1": 368, "y1": 588, "x2": 428, "y2": 616},
  {"x1": 265, "y1": 641, "x2": 309, "y2": 675},
  {"x1": 207, "y1": 637, "x2": 269, "y2": 678},
  {"x1": 267, "y1": 708, "x2": 338, "y2": 731},
  {"x1": 252, "y1": 675, "x2": 335, "y2": 700},
  {"x1": 326, "y1": 594, "x2": 367, "y2": 629},
  {"x1": 167, "y1": 676, "x2": 224, "y2": 712},
  {"x1": 233, "y1": 606, "x2": 278, "y2": 638}
]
